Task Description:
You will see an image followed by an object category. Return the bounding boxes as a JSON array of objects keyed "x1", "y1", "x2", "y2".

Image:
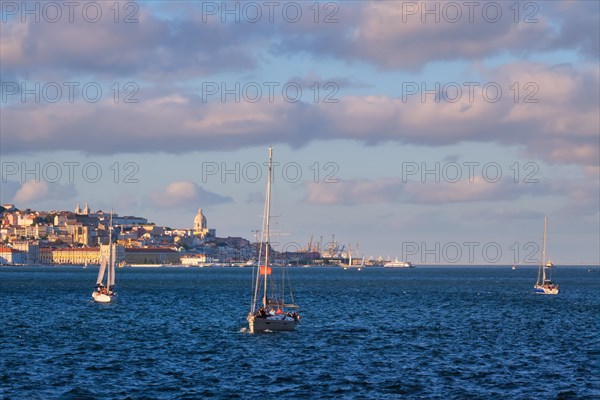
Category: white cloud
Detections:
[
  {"x1": 349, "y1": 1, "x2": 556, "y2": 70},
  {"x1": 148, "y1": 181, "x2": 232, "y2": 209},
  {"x1": 12, "y1": 180, "x2": 76, "y2": 204},
  {"x1": 305, "y1": 178, "x2": 403, "y2": 206},
  {"x1": 2, "y1": 62, "x2": 597, "y2": 169},
  {"x1": 304, "y1": 175, "x2": 554, "y2": 206}
]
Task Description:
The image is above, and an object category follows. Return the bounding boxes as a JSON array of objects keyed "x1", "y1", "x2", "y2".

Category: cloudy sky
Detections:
[{"x1": 1, "y1": 1, "x2": 598, "y2": 264}]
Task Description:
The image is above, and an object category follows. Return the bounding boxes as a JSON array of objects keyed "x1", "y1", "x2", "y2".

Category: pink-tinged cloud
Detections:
[
  {"x1": 403, "y1": 177, "x2": 539, "y2": 204},
  {"x1": 305, "y1": 179, "x2": 403, "y2": 205},
  {"x1": 148, "y1": 181, "x2": 231, "y2": 209},
  {"x1": 320, "y1": 63, "x2": 599, "y2": 166},
  {"x1": 270, "y1": 1, "x2": 598, "y2": 69},
  {"x1": 305, "y1": 173, "x2": 599, "y2": 219},
  {"x1": 1, "y1": 63, "x2": 598, "y2": 168},
  {"x1": 12, "y1": 180, "x2": 76, "y2": 204},
  {"x1": 2, "y1": 2, "x2": 596, "y2": 78},
  {"x1": 349, "y1": 1, "x2": 555, "y2": 70},
  {"x1": 460, "y1": 208, "x2": 545, "y2": 222},
  {"x1": 305, "y1": 177, "x2": 547, "y2": 206},
  {"x1": 0, "y1": 4, "x2": 257, "y2": 78}
]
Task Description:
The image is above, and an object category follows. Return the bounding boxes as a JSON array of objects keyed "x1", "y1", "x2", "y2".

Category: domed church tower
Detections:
[{"x1": 193, "y1": 208, "x2": 209, "y2": 238}]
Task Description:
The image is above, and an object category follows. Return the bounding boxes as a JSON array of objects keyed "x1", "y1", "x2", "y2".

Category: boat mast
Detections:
[
  {"x1": 263, "y1": 146, "x2": 273, "y2": 308},
  {"x1": 541, "y1": 216, "x2": 547, "y2": 282},
  {"x1": 108, "y1": 211, "x2": 113, "y2": 289},
  {"x1": 348, "y1": 243, "x2": 352, "y2": 266}
]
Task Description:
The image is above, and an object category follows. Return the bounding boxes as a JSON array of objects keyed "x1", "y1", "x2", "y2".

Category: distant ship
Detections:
[{"x1": 384, "y1": 258, "x2": 414, "y2": 268}]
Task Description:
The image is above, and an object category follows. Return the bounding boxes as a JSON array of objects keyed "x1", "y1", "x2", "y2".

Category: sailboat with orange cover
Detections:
[{"x1": 247, "y1": 147, "x2": 300, "y2": 333}]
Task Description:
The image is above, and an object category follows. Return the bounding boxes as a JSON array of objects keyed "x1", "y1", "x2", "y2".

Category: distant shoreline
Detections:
[{"x1": 1, "y1": 264, "x2": 599, "y2": 268}]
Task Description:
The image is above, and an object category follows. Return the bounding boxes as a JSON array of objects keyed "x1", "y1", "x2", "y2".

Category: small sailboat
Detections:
[
  {"x1": 534, "y1": 216, "x2": 559, "y2": 295},
  {"x1": 342, "y1": 245, "x2": 352, "y2": 270},
  {"x1": 92, "y1": 213, "x2": 117, "y2": 303},
  {"x1": 342, "y1": 245, "x2": 364, "y2": 271},
  {"x1": 247, "y1": 147, "x2": 300, "y2": 333}
]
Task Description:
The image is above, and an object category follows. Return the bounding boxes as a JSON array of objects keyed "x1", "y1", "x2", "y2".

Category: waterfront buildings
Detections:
[{"x1": 0, "y1": 203, "x2": 241, "y2": 266}]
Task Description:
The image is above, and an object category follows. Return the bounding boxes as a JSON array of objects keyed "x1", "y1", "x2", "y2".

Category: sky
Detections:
[{"x1": 1, "y1": 1, "x2": 598, "y2": 265}]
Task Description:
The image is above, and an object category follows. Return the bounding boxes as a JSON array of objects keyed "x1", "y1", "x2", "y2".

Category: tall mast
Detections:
[
  {"x1": 348, "y1": 243, "x2": 352, "y2": 266},
  {"x1": 538, "y1": 215, "x2": 548, "y2": 284},
  {"x1": 108, "y1": 211, "x2": 113, "y2": 289},
  {"x1": 263, "y1": 146, "x2": 273, "y2": 308},
  {"x1": 542, "y1": 216, "x2": 547, "y2": 282}
]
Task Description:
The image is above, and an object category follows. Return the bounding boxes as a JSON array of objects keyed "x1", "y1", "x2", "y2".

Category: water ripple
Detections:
[{"x1": 1, "y1": 266, "x2": 598, "y2": 399}]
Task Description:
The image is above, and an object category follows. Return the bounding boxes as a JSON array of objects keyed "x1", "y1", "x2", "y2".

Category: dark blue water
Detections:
[{"x1": 1, "y1": 266, "x2": 599, "y2": 399}]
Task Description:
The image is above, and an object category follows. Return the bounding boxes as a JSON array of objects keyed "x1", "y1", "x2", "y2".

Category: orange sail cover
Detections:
[{"x1": 259, "y1": 265, "x2": 272, "y2": 275}]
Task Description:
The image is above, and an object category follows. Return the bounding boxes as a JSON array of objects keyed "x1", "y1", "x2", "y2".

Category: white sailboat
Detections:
[
  {"x1": 247, "y1": 147, "x2": 300, "y2": 333},
  {"x1": 357, "y1": 255, "x2": 364, "y2": 271},
  {"x1": 342, "y1": 245, "x2": 364, "y2": 271},
  {"x1": 534, "y1": 216, "x2": 559, "y2": 295},
  {"x1": 342, "y1": 244, "x2": 352, "y2": 270},
  {"x1": 92, "y1": 213, "x2": 117, "y2": 303}
]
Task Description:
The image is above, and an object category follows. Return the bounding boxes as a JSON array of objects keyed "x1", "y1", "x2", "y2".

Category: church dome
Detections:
[{"x1": 194, "y1": 208, "x2": 207, "y2": 231}]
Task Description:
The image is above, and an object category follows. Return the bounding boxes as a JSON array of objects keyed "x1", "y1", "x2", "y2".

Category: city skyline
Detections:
[{"x1": 1, "y1": 1, "x2": 598, "y2": 264}]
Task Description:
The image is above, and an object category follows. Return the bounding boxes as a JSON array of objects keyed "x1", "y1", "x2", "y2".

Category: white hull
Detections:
[
  {"x1": 534, "y1": 284, "x2": 559, "y2": 295},
  {"x1": 128, "y1": 264, "x2": 164, "y2": 268},
  {"x1": 92, "y1": 291, "x2": 114, "y2": 303},
  {"x1": 247, "y1": 314, "x2": 298, "y2": 333},
  {"x1": 384, "y1": 262, "x2": 413, "y2": 268},
  {"x1": 343, "y1": 265, "x2": 362, "y2": 270}
]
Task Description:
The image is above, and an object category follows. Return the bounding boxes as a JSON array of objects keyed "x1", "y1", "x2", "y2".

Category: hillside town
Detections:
[
  {"x1": 0, "y1": 203, "x2": 331, "y2": 267},
  {"x1": 0, "y1": 203, "x2": 259, "y2": 266}
]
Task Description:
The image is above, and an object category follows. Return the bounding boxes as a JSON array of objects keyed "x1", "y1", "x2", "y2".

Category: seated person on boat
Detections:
[
  {"x1": 288, "y1": 311, "x2": 300, "y2": 321},
  {"x1": 255, "y1": 307, "x2": 300, "y2": 321},
  {"x1": 95, "y1": 283, "x2": 112, "y2": 295},
  {"x1": 256, "y1": 308, "x2": 267, "y2": 318}
]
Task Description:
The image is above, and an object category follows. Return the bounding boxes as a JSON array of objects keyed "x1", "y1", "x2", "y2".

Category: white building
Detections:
[{"x1": 181, "y1": 254, "x2": 213, "y2": 266}]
